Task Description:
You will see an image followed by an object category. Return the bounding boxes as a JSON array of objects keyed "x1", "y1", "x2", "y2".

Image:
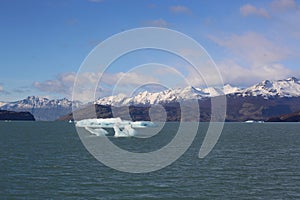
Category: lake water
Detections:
[{"x1": 1, "y1": 122, "x2": 300, "y2": 199}]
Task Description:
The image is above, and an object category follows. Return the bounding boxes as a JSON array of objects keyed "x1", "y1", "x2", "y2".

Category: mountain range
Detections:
[
  {"x1": 1, "y1": 77, "x2": 300, "y2": 121},
  {"x1": 0, "y1": 96, "x2": 77, "y2": 121},
  {"x1": 95, "y1": 77, "x2": 300, "y2": 106}
]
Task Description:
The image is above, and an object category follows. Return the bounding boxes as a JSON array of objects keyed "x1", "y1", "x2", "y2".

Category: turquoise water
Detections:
[{"x1": 1, "y1": 122, "x2": 300, "y2": 199}]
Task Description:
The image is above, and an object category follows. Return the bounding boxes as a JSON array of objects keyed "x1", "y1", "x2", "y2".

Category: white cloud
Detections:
[
  {"x1": 144, "y1": 19, "x2": 169, "y2": 27},
  {"x1": 33, "y1": 72, "x2": 77, "y2": 96},
  {"x1": 209, "y1": 32, "x2": 292, "y2": 67},
  {"x1": 271, "y1": 0, "x2": 298, "y2": 11},
  {"x1": 240, "y1": 4, "x2": 270, "y2": 18},
  {"x1": 267, "y1": 0, "x2": 300, "y2": 42},
  {"x1": 216, "y1": 60, "x2": 291, "y2": 85},
  {"x1": 208, "y1": 32, "x2": 295, "y2": 85},
  {"x1": 170, "y1": 5, "x2": 191, "y2": 14},
  {"x1": 33, "y1": 71, "x2": 160, "y2": 101}
]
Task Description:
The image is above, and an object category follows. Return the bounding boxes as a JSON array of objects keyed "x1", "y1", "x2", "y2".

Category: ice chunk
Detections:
[{"x1": 75, "y1": 118, "x2": 155, "y2": 137}]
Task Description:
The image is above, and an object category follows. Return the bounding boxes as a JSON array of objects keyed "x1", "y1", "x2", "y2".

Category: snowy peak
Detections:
[
  {"x1": 0, "y1": 96, "x2": 75, "y2": 110},
  {"x1": 286, "y1": 77, "x2": 299, "y2": 82},
  {"x1": 95, "y1": 85, "x2": 241, "y2": 106},
  {"x1": 0, "y1": 102, "x2": 7, "y2": 107},
  {"x1": 2, "y1": 77, "x2": 298, "y2": 109},
  {"x1": 96, "y1": 86, "x2": 209, "y2": 106},
  {"x1": 0, "y1": 96, "x2": 82, "y2": 121},
  {"x1": 95, "y1": 77, "x2": 300, "y2": 106},
  {"x1": 239, "y1": 77, "x2": 300, "y2": 98},
  {"x1": 223, "y1": 84, "x2": 242, "y2": 95}
]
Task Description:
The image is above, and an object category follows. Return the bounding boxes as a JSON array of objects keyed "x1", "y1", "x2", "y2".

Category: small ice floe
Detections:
[
  {"x1": 244, "y1": 120, "x2": 264, "y2": 123},
  {"x1": 75, "y1": 117, "x2": 155, "y2": 137}
]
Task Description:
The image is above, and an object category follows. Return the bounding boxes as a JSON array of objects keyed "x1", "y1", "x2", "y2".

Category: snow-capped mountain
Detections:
[
  {"x1": 236, "y1": 77, "x2": 300, "y2": 98},
  {"x1": 96, "y1": 86, "x2": 208, "y2": 106},
  {"x1": 1, "y1": 96, "x2": 73, "y2": 109},
  {"x1": 0, "y1": 96, "x2": 80, "y2": 121},
  {"x1": 202, "y1": 84, "x2": 242, "y2": 97},
  {"x1": 95, "y1": 77, "x2": 300, "y2": 106},
  {"x1": 223, "y1": 84, "x2": 243, "y2": 95},
  {"x1": 95, "y1": 84, "x2": 241, "y2": 106},
  {"x1": 1, "y1": 77, "x2": 300, "y2": 120},
  {"x1": 0, "y1": 102, "x2": 7, "y2": 107}
]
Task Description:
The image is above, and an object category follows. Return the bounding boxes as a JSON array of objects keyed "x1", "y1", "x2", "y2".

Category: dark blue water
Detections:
[{"x1": 1, "y1": 122, "x2": 300, "y2": 199}]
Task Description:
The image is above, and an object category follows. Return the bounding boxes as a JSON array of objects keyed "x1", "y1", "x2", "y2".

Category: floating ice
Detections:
[
  {"x1": 84, "y1": 126, "x2": 108, "y2": 136},
  {"x1": 113, "y1": 124, "x2": 137, "y2": 137},
  {"x1": 75, "y1": 118, "x2": 156, "y2": 137}
]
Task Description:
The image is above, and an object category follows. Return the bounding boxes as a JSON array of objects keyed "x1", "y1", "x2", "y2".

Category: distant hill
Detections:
[{"x1": 0, "y1": 110, "x2": 35, "y2": 121}]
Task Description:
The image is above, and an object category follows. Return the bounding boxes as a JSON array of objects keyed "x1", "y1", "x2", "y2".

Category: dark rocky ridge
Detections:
[{"x1": 0, "y1": 110, "x2": 35, "y2": 121}]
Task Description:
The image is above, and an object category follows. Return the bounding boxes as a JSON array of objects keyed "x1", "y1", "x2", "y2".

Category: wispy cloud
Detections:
[
  {"x1": 33, "y1": 71, "x2": 159, "y2": 100},
  {"x1": 101, "y1": 72, "x2": 158, "y2": 86},
  {"x1": 33, "y1": 72, "x2": 78, "y2": 97},
  {"x1": 240, "y1": 0, "x2": 299, "y2": 19},
  {"x1": 208, "y1": 32, "x2": 294, "y2": 85},
  {"x1": 217, "y1": 60, "x2": 291, "y2": 85},
  {"x1": 240, "y1": 4, "x2": 270, "y2": 18},
  {"x1": 143, "y1": 19, "x2": 169, "y2": 27},
  {"x1": 169, "y1": 5, "x2": 191, "y2": 15},
  {"x1": 209, "y1": 32, "x2": 292, "y2": 66},
  {"x1": 271, "y1": 0, "x2": 298, "y2": 12}
]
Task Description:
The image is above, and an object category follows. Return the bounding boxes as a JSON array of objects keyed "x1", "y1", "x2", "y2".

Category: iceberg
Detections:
[
  {"x1": 75, "y1": 118, "x2": 156, "y2": 137},
  {"x1": 113, "y1": 124, "x2": 137, "y2": 137},
  {"x1": 84, "y1": 126, "x2": 108, "y2": 136}
]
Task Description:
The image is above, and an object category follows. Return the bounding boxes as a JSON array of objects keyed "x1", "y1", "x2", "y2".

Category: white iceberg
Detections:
[
  {"x1": 113, "y1": 124, "x2": 137, "y2": 137},
  {"x1": 75, "y1": 118, "x2": 156, "y2": 137}
]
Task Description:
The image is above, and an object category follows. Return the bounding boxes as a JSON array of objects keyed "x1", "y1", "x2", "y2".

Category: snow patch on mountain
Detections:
[
  {"x1": 237, "y1": 77, "x2": 300, "y2": 98},
  {"x1": 95, "y1": 84, "x2": 240, "y2": 106},
  {"x1": 0, "y1": 96, "x2": 81, "y2": 121},
  {"x1": 96, "y1": 86, "x2": 208, "y2": 106},
  {"x1": 95, "y1": 77, "x2": 300, "y2": 106},
  {"x1": 0, "y1": 102, "x2": 7, "y2": 107},
  {"x1": 223, "y1": 84, "x2": 242, "y2": 95},
  {"x1": 1, "y1": 96, "x2": 73, "y2": 110},
  {"x1": 1, "y1": 77, "x2": 299, "y2": 114}
]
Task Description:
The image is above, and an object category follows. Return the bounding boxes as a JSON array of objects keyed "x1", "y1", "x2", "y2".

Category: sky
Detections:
[{"x1": 1, "y1": 0, "x2": 300, "y2": 102}]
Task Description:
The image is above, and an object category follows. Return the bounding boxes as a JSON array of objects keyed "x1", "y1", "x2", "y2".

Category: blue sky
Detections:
[{"x1": 1, "y1": 0, "x2": 300, "y2": 101}]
